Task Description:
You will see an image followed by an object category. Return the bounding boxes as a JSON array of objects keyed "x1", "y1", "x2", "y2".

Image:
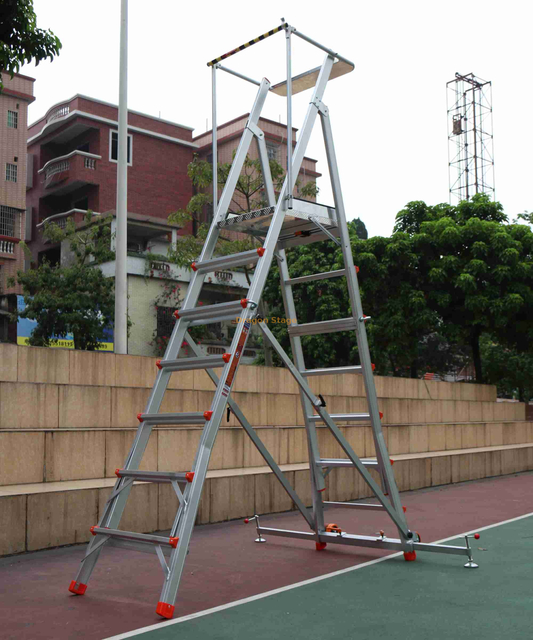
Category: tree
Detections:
[
  {"x1": 167, "y1": 153, "x2": 319, "y2": 365},
  {"x1": 0, "y1": 0, "x2": 62, "y2": 88},
  {"x1": 481, "y1": 336, "x2": 533, "y2": 402},
  {"x1": 397, "y1": 195, "x2": 533, "y2": 381},
  {"x1": 9, "y1": 213, "x2": 115, "y2": 350}
]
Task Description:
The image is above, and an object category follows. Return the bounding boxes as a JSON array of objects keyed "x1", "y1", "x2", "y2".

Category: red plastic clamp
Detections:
[
  {"x1": 156, "y1": 359, "x2": 162, "y2": 370},
  {"x1": 222, "y1": 353, "x2": 231, "y2": 363},
  {"x1": 185, "y1": 472, "x2": 194, "y2": 483},
  {"x1": 137, "y1": 413, "x2": 143, "y2": 422},
  {"x1": 68, "y1": 580, "x2": 87, "y2": 595},
  {"x1": 173, "y1": 310, "x2": 180, "y2": 319},
  {"x1": 169, "y1": 537, "x2": 179, "y2": 548},
  {"x1": 257, "y1": 247, "x2": 265, "y2": 257},
  {"x1": 240, "y1": 298, "x2": 249, "y2": 308},
  {"x1": 191, "y1": 262, "x2": 197, "y2": 271},
  {"x1": 204, "y1": 410, "x2": 213, "y2": 420},
  {"x1": 156, "y1": 602, "x2": 175, "y2": 619}
]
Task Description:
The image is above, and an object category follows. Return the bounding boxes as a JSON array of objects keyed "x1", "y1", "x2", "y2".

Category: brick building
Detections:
[
  {"x1": 0, "y1": 72, "x2": 35, "y2": 342},
  {"x1": 17, "y1": 96, "x2": 319, "y2": 357}
]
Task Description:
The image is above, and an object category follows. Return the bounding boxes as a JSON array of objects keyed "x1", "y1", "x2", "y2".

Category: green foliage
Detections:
[
  {"x1": 0, "y1": 0, "x2": 62, "y2": 88},
  {"x1": 481, "y1": 336, "x2": 533, "y2": 402},
  {"x1": 9, "y1": 214, "x2": 115, "y2": 350}
]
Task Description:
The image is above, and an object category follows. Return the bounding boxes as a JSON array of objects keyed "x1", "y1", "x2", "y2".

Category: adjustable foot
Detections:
[
  {"x1": 68, "y1": 580, "x2": 87, "y2": 595},
  {"x1": 403, "y1": 551, "x2": 416, "y2": 561},
  {"x1": 244, "y1": 515, "x2": 266, "y2": 543},
  {"x1": 464, "y1": 533, "x2": 480, "y2": 568},
  {"x1": 316, "y1": 542, "x2": 327, "y2": 551},
  {"x1": 156, "y1": 601, "x2": 175, "y2": 619}
]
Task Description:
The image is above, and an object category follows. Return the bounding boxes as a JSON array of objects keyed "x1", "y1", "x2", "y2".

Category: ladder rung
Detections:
[
  {"x1": 175, "y1": 299, "x2": 249, "y2": 323},
  {"x1": 301, "y1": 365, "x2": 363, "y2": 376},
  {"x1": 115, "y1": 469, "x2": 194, "y2": 483},
  {"x1": 137, "y1": 411, "x2": 212, "y2": 425},
  {"x1": 156, "y1": 354, "x2": 230, "y2": 372},
  {"x1": 90, "y1": 526, "x2": 178, "y2": 548},
  {"x1": 318, "y1": 458, "x2": 378, "y2": 468},
  {"x1": 191, "y1": 248, "x2": 264, "y2": 273},
  {"x1": 285, "y1": 269, "x2": 346, "y2": 285},
  {"x1": 307, "y1": 412, "x2": 370, "y2": 423},
  {"x1": 288, "y1": 317, "x2": 356, "y2": 337}
]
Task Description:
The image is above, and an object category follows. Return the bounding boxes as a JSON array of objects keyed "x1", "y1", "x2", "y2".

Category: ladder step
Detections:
[
  {"x1": 115, "y1": 469, "x2": 194, "y2": 483},
  {"x1": 191, "y1": 248, "x2": 264, "y2": 273},
  {"x1": 90, "y1": 526, "x2": 178, "y2": 548},
  {"x1": 288, "y1": 317, "x2": 356, "y2": 337},
  {"x1": 175, "y1": 299, "x2": 249, "y2": 324},
  {"x1": 318, "y1": 458, "x2": 378, "y2": 468},
  {"x1": 307, "y1": 412, "x2": 370, "y2": 423},
  {"x1": 137, "y1": 411, "x2": 213, "y2": 425},
  {"x1": 156, "y1": 354, "x2": 230, "y2": 372},
  {"x1": 285, "y1": 269, "x2": 346, "y2": 285},
  {"x1": 301, "y1": 365, "x2": 362, "y2": 376}
]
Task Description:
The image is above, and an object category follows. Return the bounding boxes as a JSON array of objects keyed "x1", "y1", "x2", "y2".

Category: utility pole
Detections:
[{"x1": 114, "y1": 0, "x2": 128, "y2": 353}]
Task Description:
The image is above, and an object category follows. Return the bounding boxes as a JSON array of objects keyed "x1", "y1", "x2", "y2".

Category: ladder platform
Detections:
[
  {"x1": 157, "y1": 354, "x2": 230, "y2": 372},
  {"x1": 138, "y1": 411, "x2": 213, "y2": 425},
  {"x1": 324, "y1": 501, "x2": 384, "y2": 510},
  {"x1": 217, "y1": 199, "x2": 339, "y2": 248},
  {"x1": 319, "y1": 458, "x2": 378, "y2": 468},
  {"x1": 301, "y1": 365, "x2": 363, "y2": 376},
  {"x1": 191, "y1": 248, "x2": 264, "y2": 273},
  {"x1": 115, "y1": 469, "x2": 194, "y2": 483},
  {"x1": 271, "y1": 59, "x2": 355, "y2": 96},
  {"x1": 90, "y1": 526, "x2": 178, "y2": 548},
  {"x1": 289, "y1": 317, "x2": 357, "y2": 337},
  {"x1": 308, "y1": 413, "x2": 370, "y2": 423}
]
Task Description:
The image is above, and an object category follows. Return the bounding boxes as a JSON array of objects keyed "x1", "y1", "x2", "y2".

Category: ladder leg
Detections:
[{"x1": 320, "y1": 109, "x2": 409, "y2": 541}]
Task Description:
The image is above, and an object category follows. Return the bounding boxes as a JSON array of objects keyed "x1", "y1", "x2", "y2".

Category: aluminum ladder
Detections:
[{"x1": 69, "y1": 23, "x2": 478, "y2": 619}]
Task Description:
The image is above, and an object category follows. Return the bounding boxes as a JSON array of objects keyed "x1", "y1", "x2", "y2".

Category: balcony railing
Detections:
[
  {"x1": 36, "y1": 209, "x2": 101, "y2": 232},
  {"x1": 47, "y1": 104, "x2": 70, "y2": 124},
  {"x1": 0, "y1": 236, "x2": 19, "y2": 255}
]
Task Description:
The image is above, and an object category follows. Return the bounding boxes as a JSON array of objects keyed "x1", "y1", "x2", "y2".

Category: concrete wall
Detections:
[{"x1": 0, "y1": 344, "x2": 531, "y2": 556}]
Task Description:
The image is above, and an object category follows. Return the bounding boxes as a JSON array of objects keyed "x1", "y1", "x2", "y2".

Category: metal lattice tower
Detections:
[{"x1": 447, "y1": 72, "x2": 495, "y2": 202}]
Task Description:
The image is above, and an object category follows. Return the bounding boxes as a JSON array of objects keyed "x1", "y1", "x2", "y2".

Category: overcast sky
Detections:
[{"x1": 25, "y1": 0, "x2": 533, "y2": 237}]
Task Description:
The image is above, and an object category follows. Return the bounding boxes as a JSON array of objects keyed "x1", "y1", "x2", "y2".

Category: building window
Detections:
[
  {"x1": 156, "y1": 306, "x2": 176, "y2": 339},
  {"x1": 7, "y1": 110, "x2": 18, "y2": 129},
  {"x1": 5, "y1": 163, "x2": 18, "y2": 182},
  {"x1": 109, "y1": 130, "x2": 132, "y2": 165},
  {"x1": 0, "y1": 205, "x2": 19, "y2": 237},
  {"x1": 266, "y1": 142, "x2": 279, "y2": 162}
]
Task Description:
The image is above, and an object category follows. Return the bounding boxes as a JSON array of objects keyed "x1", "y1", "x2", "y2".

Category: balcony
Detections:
[
  {"x1": 38, "y1": 151, "x2": 102, "y2": 195},
  {"x1": 47, "y1": 103, "x2": 70, "y2": 124}
]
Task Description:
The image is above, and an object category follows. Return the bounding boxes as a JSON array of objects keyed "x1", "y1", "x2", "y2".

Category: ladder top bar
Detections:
[
  {"x1": 207, "y1": 23, "x2": 287, "y2": 67},
  {"x1": 206, "y1": 22, "x2": 354, "y2": 73}
]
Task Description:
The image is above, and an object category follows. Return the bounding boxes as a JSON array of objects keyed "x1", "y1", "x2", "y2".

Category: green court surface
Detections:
[{"x1": 108, "y1": 514, "x2": 533, "y2": 640}]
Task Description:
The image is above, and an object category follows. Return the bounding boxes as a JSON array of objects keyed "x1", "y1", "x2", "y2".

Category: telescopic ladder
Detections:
[{"x1": 69, "y1": 23, "x2": 478, "y2": 619}]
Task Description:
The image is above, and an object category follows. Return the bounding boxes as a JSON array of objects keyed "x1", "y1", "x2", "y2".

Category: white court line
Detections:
[{"x1": 105, "y1": 511, "x2": 533, "y2": 640}]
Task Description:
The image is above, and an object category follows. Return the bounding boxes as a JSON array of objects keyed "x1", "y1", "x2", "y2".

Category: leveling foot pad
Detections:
[
  {"x1": 68, "y1": 581, "x2": 87, "y2": 595},
  {"x1": 316, "y1": 542, "x2": 327, "y2": 551},
  {"x1": 156, "y1": 602, "x2": 175, "y2": 619},
  {"x1": 403, "y1": 551, "x2": 417, "y2": 561}
]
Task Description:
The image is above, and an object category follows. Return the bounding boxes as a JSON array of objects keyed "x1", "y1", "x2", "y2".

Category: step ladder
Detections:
[{"x1": 69, "y1": 22, "x2": 478, "y2": 619}]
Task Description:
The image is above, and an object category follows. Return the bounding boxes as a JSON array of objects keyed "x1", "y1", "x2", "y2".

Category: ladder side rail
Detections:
[
  {"x1": 159, "y1": 304, "x2": 261, "y2": 607},
  {"x1": 255, "y1": 132, "x2": 277, "y2": 206},
  {"x1": 320, "y1": 110, "x2": 408, "y2": 535},
  {"x1": 247, "y1": 54, "x2": 335, "y2": 304},
  {"x1": 183, "y1": 333, "x2": 314, "y2": 528}
]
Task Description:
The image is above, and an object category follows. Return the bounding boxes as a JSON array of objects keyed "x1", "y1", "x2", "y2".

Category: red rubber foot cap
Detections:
[
  {"x1": 69, "y1": 580, "x2": 87, "y2": 595},
  {"x1": 403, "y1": 551, "x2": 416, "y2": 562},
  {"x1": 474, "y1": 533, "x2": 480, "y2": 540},
  {"x1": 316, "y1": 542, "x2": 327, "y2": 551},
  {"x1": 156, "y1": 602, "x2": 175, "y2": 619}
]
